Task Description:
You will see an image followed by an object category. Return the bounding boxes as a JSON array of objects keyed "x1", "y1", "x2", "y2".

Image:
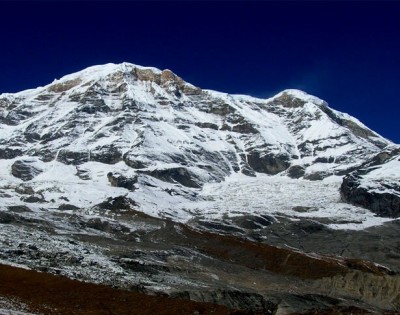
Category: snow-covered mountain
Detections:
[
  {"x1": 0, "y1": 63, "x2": 393, "y2": 216},
  {"x1": 1, "y1": 63, "x2": 399, "y2": 313},
  {"x1": 1, "y1": 63, "x2": 396, "y2": 222},
  {"x1": 0, "y1": 63, "x2": 390, "y2": 175}
]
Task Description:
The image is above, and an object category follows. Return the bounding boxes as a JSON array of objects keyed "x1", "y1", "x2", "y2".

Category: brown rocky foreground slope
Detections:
[
  {"x1": 0, "y1": 262, "x2": 390, "y2": 315},
  {"x1": 2, "y1": 215, "x2": 400, "y2": 315},
  {"x1": 0, "y1": 263, "x2": 246, "y2": 315}
]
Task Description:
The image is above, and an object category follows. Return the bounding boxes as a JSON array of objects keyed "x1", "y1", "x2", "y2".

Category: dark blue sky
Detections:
[{"x1": 0, "y1": 1, "x2": 399, "y2": 143}]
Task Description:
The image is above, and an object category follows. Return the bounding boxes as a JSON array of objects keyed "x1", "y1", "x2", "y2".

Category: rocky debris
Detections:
[
  {"x1": 107, "y1": 172, "x2": 137, "y2": 191},
  {"x1": 11, "y1": 159, "x2": 43, "y2": 181}
]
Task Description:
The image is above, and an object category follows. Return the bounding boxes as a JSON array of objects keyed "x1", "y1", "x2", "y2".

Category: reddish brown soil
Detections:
[
  {"x1": 0, "y1": 264, "x2": 248, "y2": 315},
  {"x1": 179, "y1": 225, "x2": 390, "y2": 279}
]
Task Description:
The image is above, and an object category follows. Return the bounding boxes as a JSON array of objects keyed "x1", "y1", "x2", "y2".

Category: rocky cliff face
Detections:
[
  {"x1": 0, "y1": 62, "x2": 399, "y2": 314},
  {"x1": 341, "y1": 146, "x2": 400, "y2": 217}
]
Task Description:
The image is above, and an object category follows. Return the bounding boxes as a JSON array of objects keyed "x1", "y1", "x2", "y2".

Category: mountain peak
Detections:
[
  {"x1": 36, "y1": 62, "x2": 201, "y2": 101},
  {"x1": 269, "y1": 89, "x2": 326, "y2": 108},
  {"x1": 57, "y1": 62, "x2": 163, "y2": 81},
  {"x1": 54, "y1": 62, "x2": 189, "y2": 86}
]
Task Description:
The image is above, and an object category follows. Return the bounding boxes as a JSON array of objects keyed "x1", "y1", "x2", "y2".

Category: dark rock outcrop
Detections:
[
  {"x1": 58, "y1": 204, "x2": 80, "y2": 211},
  {"x1": 0, "y1": 147, "x2": 23, "y2": 159},
  {"x1": 107, "y1": 172, "x2": 137, "y2": 191},
  {"x1": 94, "y1": 196, "x2": 138, "y2": 212},
  {"x1": 304, "y1": 171, "x2": 327, "y2": 181},
  {"x1": 287, "y1": 165, "x2": 306, "y2": 179},
  {"x1": 141, "y1": 167, "x2": 201, "y2": 188},
  {"x1": 56, "y1": 149, "x2": 89, "y2": 165},
  {"x1": 341, "y1": 174, "x2": 400, "y2": 217},
  {"x1": 340, "y1": 148, "x2": 400, "y2": 217},
  {"x1": 247, "y1": 152, "x2": 290, "y2": 175},
  {"x1": 11, "y1": 160, "x2": 43, "y2": 181},
  {"x1": 7, "y1": 205, "x2": 32, "y2": 213},
  {"x1": 21, "y1": 195, "x2": 46, "y2": 203},
  {"x1": 0, "y1": 211, "x2": 15, "y2": 224},
  {"x1": 90, "y1": 145, "x2": 122, "y2": 164}
]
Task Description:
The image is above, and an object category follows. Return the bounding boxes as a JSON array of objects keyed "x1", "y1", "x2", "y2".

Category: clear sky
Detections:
[{"x1": 0, "y1": 1, "x2": 399, "y2": 143}]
